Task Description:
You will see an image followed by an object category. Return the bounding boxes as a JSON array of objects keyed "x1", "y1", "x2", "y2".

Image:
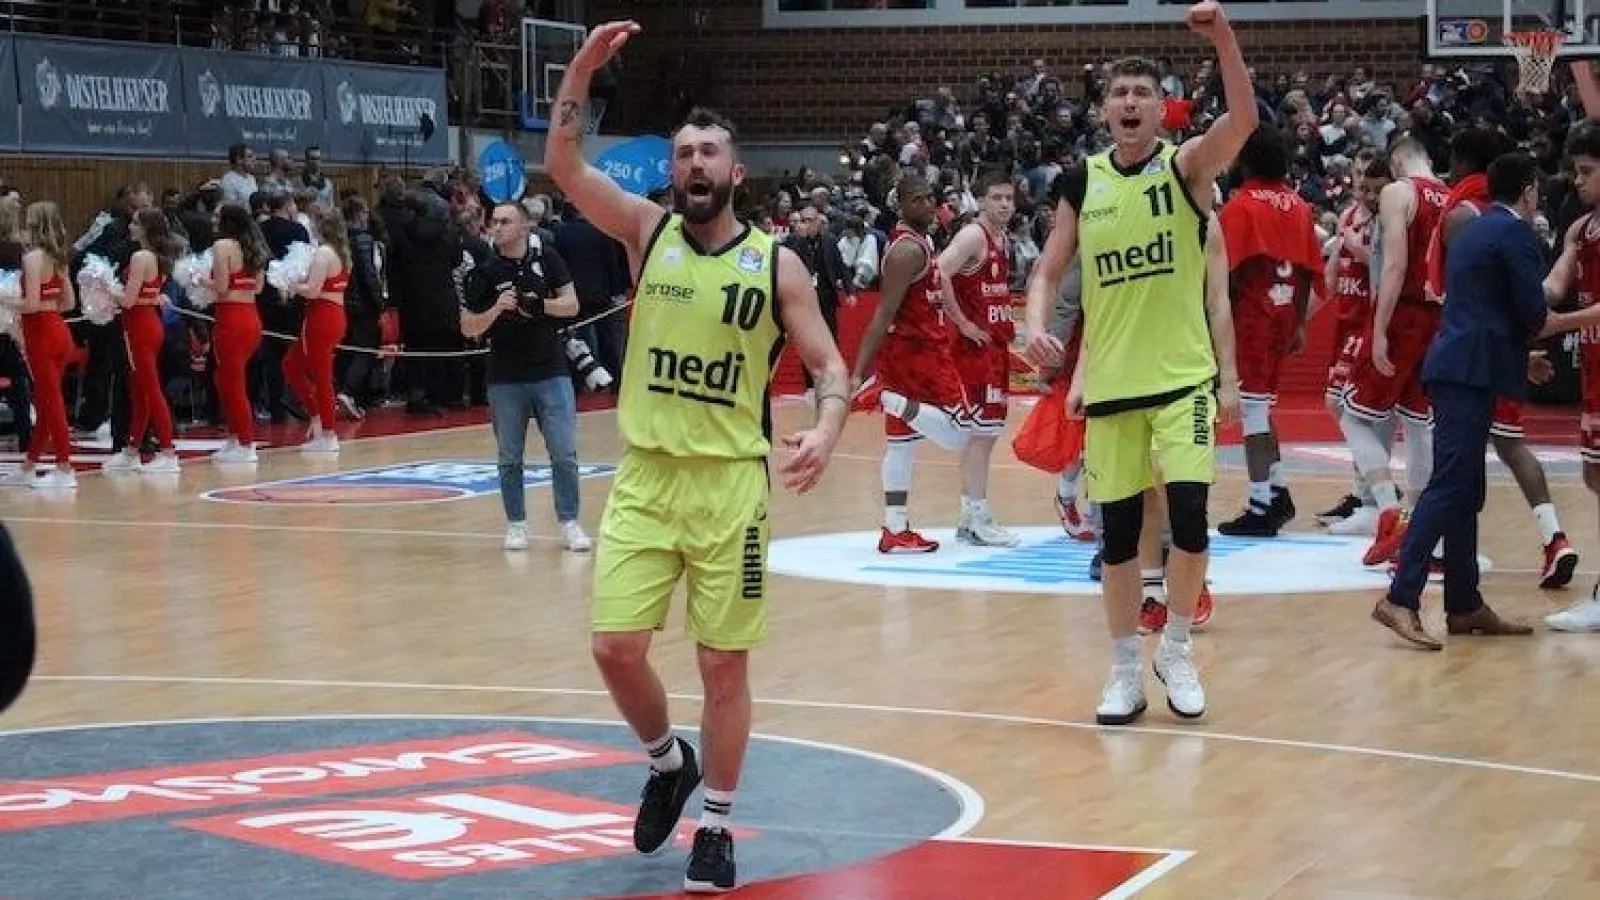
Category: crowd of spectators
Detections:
[{"x1": 751, "y1": 55, "x2": 1597, "y2": 295}]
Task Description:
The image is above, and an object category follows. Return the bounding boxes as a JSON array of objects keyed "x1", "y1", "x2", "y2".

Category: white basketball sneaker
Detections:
[
  {"x1": 1153, "y1": 637, "x2": 1206, "y2": 719},
  {"x1": 101, "y1": 449, "x2": 141, "y2": 473},
  {"x1": 1095, "y1": 664, "x2": 1147, "y2": 726},
  {"x1": 1545, "y1": 592, "x2": 1600, "y2": 633},
  {"x1": 1329, "y1": 505, "x2": 1379, "y2": 536},
  {"x1": 563, "y1": 521, "x2": 592, "y2": 552},
  {"x1": 504, "y1": 522, "x2": 529, "y2": 551}
]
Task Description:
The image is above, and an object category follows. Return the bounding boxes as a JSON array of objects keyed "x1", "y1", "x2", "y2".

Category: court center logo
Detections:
[
  {"x1": 767, "y1": 527, "x2": 1492, "y2": 595},
  {"x1": 201, "y1": 459, "x2": 616, "y2": 505}
]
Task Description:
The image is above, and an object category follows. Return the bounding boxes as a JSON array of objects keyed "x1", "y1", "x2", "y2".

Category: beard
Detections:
[{"x1": 674, "y1": 178, "x2": 734, "y2": 225}]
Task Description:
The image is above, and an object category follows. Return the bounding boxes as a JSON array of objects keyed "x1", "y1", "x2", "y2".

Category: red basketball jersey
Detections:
[
  {"x1": 948, "y1": 223, "x2": 1014, "y2": 342},
  {"x1": 886, "y1": 224, "x2": 948, "y2": 342},
  {"x1": 1573, "y1": 213, "x2": 1600, "y2": 411},
  {"x1": 1401, "y1": 175, "x2": 1449, "y2": 305},
  {"x1": 1331, "y1": 204, "x2": 1374, "y2": 332}
]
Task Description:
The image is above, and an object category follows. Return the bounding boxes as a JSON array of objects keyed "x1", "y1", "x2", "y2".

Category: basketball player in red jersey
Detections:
[
  {"x1": 1338, "y1": 136, "x2": 1447, "y2": 566},
  {"x1": 851, "y1": 172, "x2": 972, "y2": 553},
  {"x1": 1543, "y1": 121, "x2": 1600, "y2": 631},
  {"x1": 1215, "y1": 125, "x2": 1324, "y2": 537},
  {"x1": 939, "y1": 169, "x2": 1020, "y2": 546},
  {"x1": 1424, "y1": 127, "x2": 1577, "y2": 589},
  {"x1": 1317, "y1": 151, "x2": 1395, "y2": 532}
]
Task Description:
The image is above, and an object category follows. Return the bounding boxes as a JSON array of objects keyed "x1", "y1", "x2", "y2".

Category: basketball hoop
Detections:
[{"x1": 1506, "y1": 29, "x2": 1564, "y2": 93}]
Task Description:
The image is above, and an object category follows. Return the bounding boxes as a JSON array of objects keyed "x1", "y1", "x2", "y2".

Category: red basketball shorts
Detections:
[
  {"x1": 1234, "y1": 302, "x2": 1299, "y2": 402},
  {"x1": 1343, "y1": 301, "x2": 1441, "y2": 422},
  {"x1": 877, "y1": 334, "x2": 968, "y2": 440},
  {"x1": 953, "y1": 339, "x2": 1010, "y2": 434},
  {"x1": 1490, "y1": 398, "x2": 1524, "y2": 440},
  {"x1": 1325, "y1": 318, "x2": 1367, "y2": 401}
]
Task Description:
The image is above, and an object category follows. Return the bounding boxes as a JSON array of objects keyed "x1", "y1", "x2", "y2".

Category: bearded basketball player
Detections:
[
  {"x1": 1338, "y1": 136, "x2": 1446, "y2": 567},
  {"x1": 940, "y1": 168, "x2": 1020, "y2": 547},
  {"x1": 851, "y1": 172, "x2": 973, "y2": 553},
  {"x1": 1424, "y1": 127, "x2": 1577, "y2": 589},
  {"x1": 546, "y1": 20, "x2": 851, "y2": 893},
  {"x1": 1023, "y1": 0, "x2": 1257, "y2": 725},
  {"x1": 1319, "y1": 151, "x2": 1397, "y2": 533}
]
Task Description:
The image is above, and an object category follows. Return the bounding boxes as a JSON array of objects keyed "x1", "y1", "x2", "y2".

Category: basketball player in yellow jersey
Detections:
[
  {"x1": 1023, "y1": 0, "x2": 1257, "y2": 726},
  {"x1": 545, "y1": 20, "x2": 850, "y2": 895}
]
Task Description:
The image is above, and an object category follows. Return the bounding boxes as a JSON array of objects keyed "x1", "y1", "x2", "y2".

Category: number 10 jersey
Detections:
[{"x1": 620, "y1": 213, "x2": 787, "y2": 460}]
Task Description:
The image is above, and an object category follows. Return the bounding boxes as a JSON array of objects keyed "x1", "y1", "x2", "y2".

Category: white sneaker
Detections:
[
  {"x1": 1329, "y1": 505, "x2": 1379, "y2": 536},
  {"x1": 1545, "y1": 596, "x2": 1600, "y2": 632},
  {"x1": 1153, "y1": 637, "x2": 1206, "y2": 719},
  {"x1": 957, "y1": 514, "x2": 1020, "y2": 547},
  {"x1": 141, "y1": 452, "x2": 181, "y2": 474},
  {"x1": 212, "y1": 442, "x2": 257, "y2": 465},
  {"x1": 1095, "y1": 663, "x2": 1147, "y2": 726},
  {"x1": 32, "y1": 469, "x2": 77, "y2": 491},
  {"x1": 101, "y1": 449, "x2": 141, "y2": 473},
  {"x1": 563, "y1": 521, "x2": 592, "y2": 552},
  {"x1": 504, "y1": 522, "x2": 529, "y2": 551},
  {"x1": 301, "y1": 433, "x2": 339, "y2": 454}
]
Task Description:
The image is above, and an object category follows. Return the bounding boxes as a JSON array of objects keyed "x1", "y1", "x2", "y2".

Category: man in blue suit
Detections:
[{"x1": 1373, "y1": 153, "x2": 1600, "y2": 649}]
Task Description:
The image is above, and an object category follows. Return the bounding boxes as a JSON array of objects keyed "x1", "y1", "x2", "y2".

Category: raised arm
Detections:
[
  {"x1": 1174, "y1": 2, "x2": 1259, "y2": 200},
  {"x1": 1574, "y1": 61, "x2": 1600, "y2": 120},
  {"x1": 544, "y1": 20, "x2": 665, "y2": 262}
]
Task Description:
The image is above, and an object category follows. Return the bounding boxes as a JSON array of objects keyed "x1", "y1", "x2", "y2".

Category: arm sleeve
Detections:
[{"x1": 542, "y1": 244, "x2": 573, "y2": 292}]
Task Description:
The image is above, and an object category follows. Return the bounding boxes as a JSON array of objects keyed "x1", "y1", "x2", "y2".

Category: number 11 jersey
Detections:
[{"x1": 620, "y1": 214, "x2": 787, "y2": 460}]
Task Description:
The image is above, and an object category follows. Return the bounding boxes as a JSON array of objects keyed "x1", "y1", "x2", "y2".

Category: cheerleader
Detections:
[
  {"x1": 102, "y1": 208, "x2": 183, "y2": 474},
  {"x1": 5, "y1": 203, "x2": 76, "y2": 489},
  {"x1": 204, "y1": 204, "x2": 268, "y2": 465},
  {"x1": 283, "y1": 209, "x2": 350, "y2": 454}
]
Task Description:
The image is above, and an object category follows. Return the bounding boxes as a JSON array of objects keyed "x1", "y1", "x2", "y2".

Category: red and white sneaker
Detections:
[
  {"x1": 1363, "y1": 507, "x2": 1408, "y2": 567},
  {"x1": 1137, "y1": 598, "x2": 1168, "y2": 634},
  {"x1": 851, "y1": 375, "x2": 882, "y2": 413},
  {"x1": 1055, "y1": 494, "x2": 1096, "y2": 542},
  {"x1": 878, "y1": 527, "x2": 939, "y2": 554},
  {"x1": 1540, "y1": 534, "x2": 1580, "y2": 589},
  {"x1": 1193, "y1": 585, "x2": 1214, "y2": 630}
]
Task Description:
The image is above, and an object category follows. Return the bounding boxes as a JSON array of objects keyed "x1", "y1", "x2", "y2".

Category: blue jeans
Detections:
[{"x1": 488, "y1": 377, "x2": 580, "y2": 525}]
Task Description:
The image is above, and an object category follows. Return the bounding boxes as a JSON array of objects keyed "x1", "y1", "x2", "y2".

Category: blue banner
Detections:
[
  {"x1": 320, "y1": 59, "x2": 449, "y2": 165},
  {"x1": 181, "y1": 50, "x2": 326, "y2": 157},
  {"x1": 15, "y1": 35, "x2": 187, "y2": 156},
  {"x1": 595, "y1": 136, "x2": 672, "y2": 196},
  {"x1": 0, "y1": 37, "x2": 15, "y2": 151}
]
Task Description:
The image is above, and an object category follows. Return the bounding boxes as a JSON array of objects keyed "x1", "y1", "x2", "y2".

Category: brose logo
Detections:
[
  {"x1": 0, "y1": 732, "x2": 633, "y2": 831},
  {"x1": 642, "y1": 281, "x2": 695, "y2": 301},
  {"x1": 647, "y1": 346, "x2": 746, "y2": 407},
  {"x1": 1093, "y1": 230, "x2": 1175, "y2": 286}
]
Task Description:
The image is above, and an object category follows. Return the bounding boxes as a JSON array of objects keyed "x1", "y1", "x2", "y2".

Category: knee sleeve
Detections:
[
  {"x1": 1164, "y1": 481, "x2": 1211, "y2": 553},
  {"x1": 1099, "y1": 494, "x2": 1144, "y2": 565},
  {"x1": 1240, "y1": 397, "x2": 1273, "y2": 437},
  {"x1": 881, "y1": 440, "x2": 916, "y2": 493}
]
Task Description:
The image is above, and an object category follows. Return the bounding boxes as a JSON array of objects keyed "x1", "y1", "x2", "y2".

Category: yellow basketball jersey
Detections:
[
  {"x1": 618, "y1": 215, "x2": 786, "y2": 459},
  {"x1": 1077, "y1": 142, "x2": 1215, "y2": 408}
]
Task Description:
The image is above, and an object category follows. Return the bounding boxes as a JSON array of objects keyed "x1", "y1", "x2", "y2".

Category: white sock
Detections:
[
  {"x1": 968, "y1": 497, "x2": 989, "y2": 520},
  {"x1": 1142, "y1": 568, "x2": 1167, "y2": 604},
  {"x1": 886, "y1": 504, "x2": 909, "y2": 532},
  {"x1": 1057, "y1": 464, "x2": 1080, "y2": 501},
  {"x1": 1533, "y1": 502, "x2": 1562, "y2": 545},
  {"x1": 700, "y1": 788, "x2": 734, "y2": 831},
  {"x1": 1248, "y1": 481, "x2": 1272, "y2": 508},
  {"x1": 645, "y1": 732, "x2": 682, "y2": 773},
  {"x1": 1113, "y1": 634, "x2": 1141, "y2": 668},
  {"x1": 883, "y1": 440, "x2": 915, "y2": 532},
  {"x1": 1269, "y1": 461, "x2": 1286, "y2": 489},
  {"x1": 1372, "y1": 481, "x2": 1400, "y2": 510},
  {"x1": 1353, "y1": 464, "x2": 1374, "y2": 503},
  {"x1": 881, "y1": 389, "x2": 968, "y2": 451},
  {"x1": 1164, "y1": 611, "x2": 1193, "y2": 643}
]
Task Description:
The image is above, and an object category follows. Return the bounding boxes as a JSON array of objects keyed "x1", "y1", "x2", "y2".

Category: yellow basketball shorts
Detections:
[
  {"x1": 591, "y1": 449, "x2": 771, "y2": 651},
  {"x1": 1083, "y1": 387, "x2": 1216, "y2": 504}
]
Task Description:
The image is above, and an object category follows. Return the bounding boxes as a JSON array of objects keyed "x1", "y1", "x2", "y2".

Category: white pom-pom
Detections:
[
  {"x1": 0, "y1": 300, "x2": 14, "y2": 336},
  {"x1": 75, "y1": 254, "x2": 121, "y2": 326},
  {"x1": 267, "y1": 242, "x2": 315, "y2": 295},
  {"x1": 174, "y1": 249, "x2": 216, "y2": 309},
  {"x1": 0, "y1": 269, "x2": 19, "y2": 307}
]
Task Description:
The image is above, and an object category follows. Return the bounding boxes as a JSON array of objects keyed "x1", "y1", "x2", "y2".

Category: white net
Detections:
[{"x1": 1507, "y1": 30, "x2": 1563, "y2": 93}]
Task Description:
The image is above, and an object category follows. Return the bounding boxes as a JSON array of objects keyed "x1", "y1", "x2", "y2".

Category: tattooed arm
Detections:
[{"x1": 543, "y1": 20, "x2": 664, "y2": 269}]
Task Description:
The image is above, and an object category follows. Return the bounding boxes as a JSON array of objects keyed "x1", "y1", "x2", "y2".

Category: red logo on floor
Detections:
[
  {"x1": 0, "y1": 732, "x2": 634, "y2": 832},
  {"x1": 180, "y1": 784, "x2": 758, "y2": 881}
]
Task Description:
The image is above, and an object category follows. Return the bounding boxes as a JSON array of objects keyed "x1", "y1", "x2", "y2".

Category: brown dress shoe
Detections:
[
  {"x1": 1446, "y1": 603, "x2": 1534, "y2": 636},
  {"x1": 1371, "y1": 597, "x2": 1443, "y2": 650}
]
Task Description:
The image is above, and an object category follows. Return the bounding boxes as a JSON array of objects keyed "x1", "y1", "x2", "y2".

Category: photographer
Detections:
[{"x1": 461, "y1": 203, "x2": 591, "y2": 553}]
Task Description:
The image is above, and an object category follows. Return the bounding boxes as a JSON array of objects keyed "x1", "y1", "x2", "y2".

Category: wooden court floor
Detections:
[{"x1": 4, "y1": 398, "x2": 1600, "y2": 899}]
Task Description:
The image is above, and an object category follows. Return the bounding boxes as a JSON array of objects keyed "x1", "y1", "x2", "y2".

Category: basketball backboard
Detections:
[
  {"x1": 1427, "y1": 0, "x2": 1600, "y2": 59},
  {"x1": 519, "y1": 18, "x2": 588, "y2": 131}
]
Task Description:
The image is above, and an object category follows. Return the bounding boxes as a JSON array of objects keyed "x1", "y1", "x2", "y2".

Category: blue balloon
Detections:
[
  {"x1": 478, "y1": 141, "x2": 527, "y2": 204},
  {"x1": 594, "y1": 136, "x2": 672, "y2": 196}
]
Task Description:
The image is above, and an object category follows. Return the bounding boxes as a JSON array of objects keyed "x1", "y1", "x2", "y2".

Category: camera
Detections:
[{"x1": 565, "y1": 336, "x2": 613, "y2": 391}]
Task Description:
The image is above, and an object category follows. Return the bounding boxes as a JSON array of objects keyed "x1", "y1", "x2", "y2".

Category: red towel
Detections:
[
  {"x1": 1219, "y1": 178, "x2": 1326, "y2": 304},
  {"x1": 1422, "y1": 171, "x2": 1490, "y2": 303}
]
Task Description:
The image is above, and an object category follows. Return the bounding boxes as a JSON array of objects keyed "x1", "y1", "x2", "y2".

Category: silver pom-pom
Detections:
[
  {"x1": 75, "y1": 254, "x2": 121, "y2": 326},
  {"x1": 267, "y1": 241, "x2": 315, "y2": 295},
  {"x1": 173, "y1": 249, "x2": 216, "y2": 309}
]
